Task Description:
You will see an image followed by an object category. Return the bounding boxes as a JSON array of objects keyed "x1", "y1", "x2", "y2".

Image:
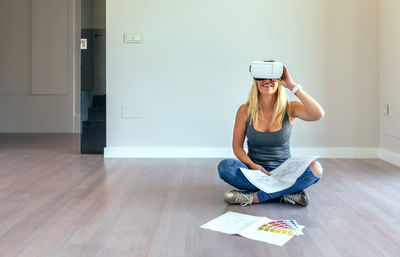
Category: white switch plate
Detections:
[
  {"x1": 384, "y1": 104, "x2": 389, "y2": 115},
  {"x1": 124, "y1": 32, "x2": 142, "y2": 43},
  {"x1": 80, "y1": 38, "x2": 87, "y2": 49}
]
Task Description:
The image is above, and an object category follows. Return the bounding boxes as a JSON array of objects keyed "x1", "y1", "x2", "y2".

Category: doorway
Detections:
[{"x1": 80, "y1": 0, "x2": 106, "y2": 154}]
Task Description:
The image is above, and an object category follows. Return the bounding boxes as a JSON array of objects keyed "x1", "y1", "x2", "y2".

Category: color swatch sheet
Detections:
[
  {"x1": 257, "y1": 220, "x2": 303, "y2": 236},
  {"x1": 240, "y1": 156, "x2": 318, "y2": 193},
  {"x1": 200, "y1": 211, "x2": 304, "y2": 246}
]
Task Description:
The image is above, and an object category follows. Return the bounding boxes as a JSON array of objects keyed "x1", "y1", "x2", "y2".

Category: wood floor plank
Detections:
[{"x1": 0, "y1": 134, "x2": 399, "y2": 257}]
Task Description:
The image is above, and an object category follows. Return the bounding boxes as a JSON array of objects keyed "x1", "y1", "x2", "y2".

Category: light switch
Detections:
[
  {"x1": 124, "y1": 32, "x2": 142, "y2": 43},
  {"x1": 384, "y1": 104, "x2": 390, "y2": 115},
  {"x1": 80, "y1": 38, "x2": 87, "y2": 49}
]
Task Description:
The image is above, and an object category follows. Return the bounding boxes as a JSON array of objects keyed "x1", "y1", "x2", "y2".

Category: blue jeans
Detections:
[{"x1": 217, "y1": 159, "x2": 322, "y2": 202}]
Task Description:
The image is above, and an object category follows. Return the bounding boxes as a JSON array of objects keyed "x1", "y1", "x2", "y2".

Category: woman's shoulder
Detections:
[
  {"x1": 236, "y1": 104, "x2": 249, "y2": 122},
  {"x1": 238, "y1": 103, "x2": 248, "y2": 113}
]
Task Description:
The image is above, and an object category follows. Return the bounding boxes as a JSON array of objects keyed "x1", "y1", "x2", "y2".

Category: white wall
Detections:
[
  {"x1": 379, "y1": 0, "x2": 400, "y2": 155},
  {"x1": 106, "y1": 0, "x2": 379, "y2": 152},
  {"x1": 0, "y1": 0, "x2": 77, "y2": 133}
]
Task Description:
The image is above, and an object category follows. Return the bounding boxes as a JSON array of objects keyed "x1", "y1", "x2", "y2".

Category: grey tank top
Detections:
[{"x1": 246, "y1": 112, "x2": 292, "y2": 166}]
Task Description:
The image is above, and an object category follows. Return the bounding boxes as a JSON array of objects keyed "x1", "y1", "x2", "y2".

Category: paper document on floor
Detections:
[
  {"x1": 200, "y1": 211, "x2": 304, "y2": 246},
  {"x1": 200, "y1": 211, "x2": 263, "y2": 234},
  {"x1": 240, "y1": 156, "x2": 318, "y2": 193}
]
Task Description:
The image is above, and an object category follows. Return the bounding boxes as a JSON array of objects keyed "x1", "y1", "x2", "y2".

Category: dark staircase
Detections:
[{"x1": 81, "y1": 95, "x2": 106, "y2": 154}]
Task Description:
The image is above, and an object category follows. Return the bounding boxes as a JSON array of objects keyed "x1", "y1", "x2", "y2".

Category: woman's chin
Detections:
[{"x1": 258, "y1": 87, "x2": 277, "y2": 94}]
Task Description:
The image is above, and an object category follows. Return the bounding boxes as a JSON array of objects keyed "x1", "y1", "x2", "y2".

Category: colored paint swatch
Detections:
[
  {"x1": 256, "y1": 219, "x2": 303, "y2": 236},
  {"x1": 257, "y1": 224, "x2": 300, "y2": 235},
  {"x1": 285, "y1": 220, "x2": 300, "y2": 230},
  {"x1": 267, "y1": 221, "x2": 295, "y2": 230}
]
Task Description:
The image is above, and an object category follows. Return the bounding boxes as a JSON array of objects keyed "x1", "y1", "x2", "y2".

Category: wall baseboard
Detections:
[
  {"x1": 379, "y1": 149, "x2": 400, "y2": 167},
  {"x1": 104, "y1": 147, "x2": 380, "y2": 159}
]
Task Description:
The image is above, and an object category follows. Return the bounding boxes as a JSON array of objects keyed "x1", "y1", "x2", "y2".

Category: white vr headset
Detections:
[{"x1": 249, "y1": 61, "x2": 284, "y2": 80}]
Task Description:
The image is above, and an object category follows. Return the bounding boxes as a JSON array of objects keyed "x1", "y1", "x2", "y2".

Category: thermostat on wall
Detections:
[{"x1": 124, "y1": 32, "x2": 142, "y2": 43}]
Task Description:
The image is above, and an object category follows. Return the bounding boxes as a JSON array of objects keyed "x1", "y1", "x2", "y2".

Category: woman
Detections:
[{"x1": 217, "y1": 62, "x2": 325, "y2": 207}]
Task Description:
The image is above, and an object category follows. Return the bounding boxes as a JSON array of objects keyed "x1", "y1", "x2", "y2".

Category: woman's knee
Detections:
[
  {"x1": 217, "y1": 159, "x2": 240, "y2": 181},
  {"x1": 310, "y1": 161, "x2": 323, "y2": 177}
]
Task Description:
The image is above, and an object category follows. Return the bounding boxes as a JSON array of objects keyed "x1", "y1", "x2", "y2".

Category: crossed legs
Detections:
[{"x1": 218, "y1": 159, "x2": 323, "y2": 204}]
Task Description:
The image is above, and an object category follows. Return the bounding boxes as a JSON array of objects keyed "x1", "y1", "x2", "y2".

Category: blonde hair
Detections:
[{"x1": 245, "y1": 80, "x2": 289, "y2": 128}]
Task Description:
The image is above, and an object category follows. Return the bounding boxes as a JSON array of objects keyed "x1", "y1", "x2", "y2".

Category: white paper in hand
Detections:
[{"x1": 240, "y1": 156, "x2": 318, "y2": 193}]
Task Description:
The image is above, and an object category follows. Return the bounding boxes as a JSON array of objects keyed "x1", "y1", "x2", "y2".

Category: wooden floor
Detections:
[{"x1": 0, "y1": 134, "x2": 399, "y2": 257}]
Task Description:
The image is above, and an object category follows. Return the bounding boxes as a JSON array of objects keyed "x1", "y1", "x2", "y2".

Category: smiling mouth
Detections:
[{"x1": 262, "y1": 83, "x2": 273, "y2": 87}]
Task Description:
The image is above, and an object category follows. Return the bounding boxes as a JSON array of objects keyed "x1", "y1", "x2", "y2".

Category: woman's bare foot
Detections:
[{"x1": 252, "y1": 192, "x2": 259, "y2": 203}]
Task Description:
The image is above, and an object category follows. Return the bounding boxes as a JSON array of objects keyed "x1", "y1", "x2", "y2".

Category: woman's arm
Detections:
[
  {"x1": 274, "y1": 66, "x2": 325, "y2": 121},
  {"x1": 232, "y1": 105, "x2": 253, "y2": 166},
  {"x1": 232, "y1": 105, "x2": 270, "y2": 175},
  {"x1": 288, "y1": 91, "x2": 325, "y2": 121}
]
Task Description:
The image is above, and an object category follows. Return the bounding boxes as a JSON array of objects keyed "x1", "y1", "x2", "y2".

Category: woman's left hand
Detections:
[{"x1": 272, "y1": 65, "x2": 296, "y2": 91}]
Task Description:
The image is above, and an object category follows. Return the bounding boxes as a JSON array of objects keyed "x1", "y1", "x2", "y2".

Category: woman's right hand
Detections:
[{"x1": 249, "y1": 163, "x2": 271, "y2": 176}]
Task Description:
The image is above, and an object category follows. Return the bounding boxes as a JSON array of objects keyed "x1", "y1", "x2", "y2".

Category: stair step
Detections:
[
  {"x1": 82, "y1": 120, "x2": 106, "y2": 133},
  {"x1": 88, "y1": 112, "x2": 106, "y2": 120},
  {"x1": 92, "y1": 95, "x2": 106, "y2": 107}
]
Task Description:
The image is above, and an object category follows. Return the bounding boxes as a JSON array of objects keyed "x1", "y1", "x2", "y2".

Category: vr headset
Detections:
[{"x1": 249, "y1": 61, "x2": 283, "y2": 80}]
